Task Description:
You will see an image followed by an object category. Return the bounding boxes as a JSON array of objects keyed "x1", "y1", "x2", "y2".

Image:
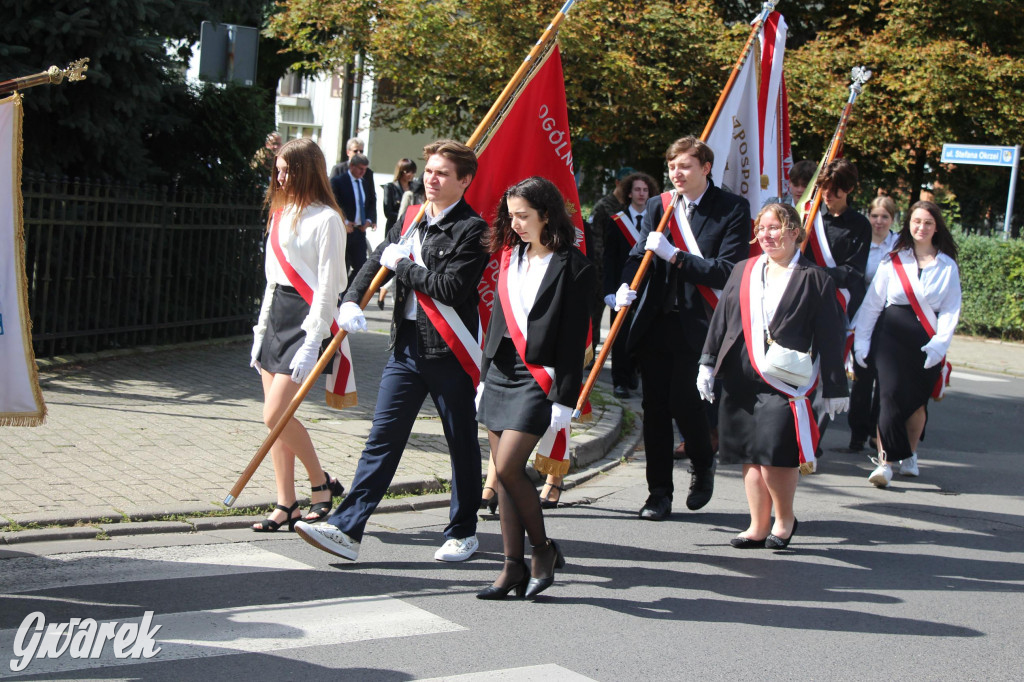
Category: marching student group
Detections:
[{"x1": 248, "y1": 133, "x2": 961, "y2": 600}]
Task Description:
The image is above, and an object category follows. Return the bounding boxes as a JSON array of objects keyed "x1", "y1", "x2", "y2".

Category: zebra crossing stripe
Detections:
[
  {"x1": 2, "y1": 595, "x2": 463, "y2": 676},
  {"x1": 415, "y1": 664, "x2": 597, "y2": 681}
]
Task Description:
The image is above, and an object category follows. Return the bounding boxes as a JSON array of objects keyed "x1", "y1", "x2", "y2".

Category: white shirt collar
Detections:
[
  {"x1": 425, "y1": 201, "x2": 457, "y2": 228},
  {"x1": 683, "y1": 181, "x2": 710, "y2": 209}
]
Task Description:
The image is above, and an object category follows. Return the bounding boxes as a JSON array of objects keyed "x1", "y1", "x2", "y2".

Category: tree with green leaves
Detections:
[{"x1": 0, "y1": 0, "x2": 295, "y2": 189}]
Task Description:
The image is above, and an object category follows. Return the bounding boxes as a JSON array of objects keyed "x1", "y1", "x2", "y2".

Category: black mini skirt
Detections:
[
  {"x1": 257, "y1": 285, "x2": 333, "y2": 375},
  {"x1": 478, "y1": 337, "x2": 551, "y2": 436}
]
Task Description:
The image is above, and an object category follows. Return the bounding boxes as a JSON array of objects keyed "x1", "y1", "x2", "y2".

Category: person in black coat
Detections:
[
  {"x1": 614, "y1": 136, "x2": 750, "y2": 520},
  {"x1": 699, "y1": 203, "x2": 849, "y2": 549},
  {"x1": 330, "y1": 153, "x2": 378, "y2": 282},
  {"x1": 296, "y1": 140, "x2": 488, "y2": 565},
  {"x1": 475, "y1": 176, "x2": 595, "y2": 600}
]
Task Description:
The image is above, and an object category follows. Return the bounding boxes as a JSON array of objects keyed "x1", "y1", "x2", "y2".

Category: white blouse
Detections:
[
  {"x1": 865, "y1": 231, "x2": 898, "y2": 283},
  {"x1": 504, "y1": 245, "x2": 552, "y2": 337},
  {"x1": 254, "y1": 203, "x2": 346, "y2": 343},
  {"x1": 853, "y1": 248, "x2": 961, "y2": 358}
]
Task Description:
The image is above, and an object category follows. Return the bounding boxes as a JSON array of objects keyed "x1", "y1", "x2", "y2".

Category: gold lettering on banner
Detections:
[{"x1": 538, "y1": 104, "x2": 574, "y2": 172}]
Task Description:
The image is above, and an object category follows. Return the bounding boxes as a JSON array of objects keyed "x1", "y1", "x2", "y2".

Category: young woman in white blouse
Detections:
[
  {"x1": 250, "y1": 138, "x2": 347, "y2": 531},
  {"x1": 847, "y1": 196, "x2": 900, "y2": 451},
  {"x1": 854, "y1": 201, "x2": 962, "y2": 487},
  {"x1": 475, "y1": 177, "x2": 595, "y2": 598}
]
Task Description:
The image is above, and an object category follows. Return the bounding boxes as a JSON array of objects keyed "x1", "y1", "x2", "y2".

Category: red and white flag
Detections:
[
  {"x1": 0, "y1": 94, "x2": 47, "y2": 425},
  {"x1": 758, "y1": 11, "x2": 793, "y2": 203},
  {"x1": 704, "y1": 43, "x2": 761, "y2": 226},
  {"x1": 463, "y1": 44, "x2": 589, "y2": 475}
]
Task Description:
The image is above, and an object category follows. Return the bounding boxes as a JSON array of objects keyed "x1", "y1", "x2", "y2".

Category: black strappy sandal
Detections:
[
  {"x1": 252, "y1": 501, "x2": 300, "y2": 532},
  {"x1": 539, "y1": 483, "x2": 566, "y2": 509},
  {"x1": 305, "y1": 470, "x2": 344, "y2": 522}
]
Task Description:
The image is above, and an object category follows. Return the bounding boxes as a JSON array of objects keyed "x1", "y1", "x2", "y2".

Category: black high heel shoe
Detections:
[
  {"x1": 476, "y1": 558, "x2": 529, "y2": 600},
  {"x1": 305, "y1": 471, "x2": 344, "y2": 522},
  {"x1": 539, "y1": 483, "x2": 565, "y2": 509},
  {"x1": 480, "y1": 486, "x2": 498, "y2": 514},
  {"x1": 252, "y1": 501, "x2": 300, "y2": 532},
  {"x1": 765, "y1": 519, "x2": 799, "y2": 549},
  {"x1": 524, "y1": 539, "x2": 565, "y2": 599}
]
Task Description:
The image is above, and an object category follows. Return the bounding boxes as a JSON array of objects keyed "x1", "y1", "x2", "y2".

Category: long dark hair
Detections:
[
  {"x1": 263, "y1": 138, "x2": 344, "y2": 232},
  {"x1": 487, "y1": 176, "x2": 577, "y2": 254},
  {"x1": 894, "y1": 200, "x2": 958, "y2": 262}
]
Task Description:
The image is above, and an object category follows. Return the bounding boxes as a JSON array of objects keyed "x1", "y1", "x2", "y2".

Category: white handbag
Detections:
[{"x1": 763, "y1": 342, "x2": 813, "y2": 386}]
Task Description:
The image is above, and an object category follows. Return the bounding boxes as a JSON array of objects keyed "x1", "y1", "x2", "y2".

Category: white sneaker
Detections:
[
  {"x1": 294, "y1": 520, "x2": 360, "y2": 561},
  {"x1": 434, "y1": 535, "x2": 479, "y2": 562},
  {"x1": 868, "y1": 456, "x2": 893, "y2": 488},
  {"x1": 899, "y1": 453, "x2": 920, "y2": 477}
]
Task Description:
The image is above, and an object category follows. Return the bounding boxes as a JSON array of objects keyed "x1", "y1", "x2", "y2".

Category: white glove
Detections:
[
  {"x1": 380, "y1": 242, "x2": 412, "y2": 270},
  {"x1": 550, "y1": 402, "x2": 572, "y2": 432},
  {"x1": 614, "y1": 282, "x2": 637, "y2": 311},
  {"x1": 604, "y1": 293, "x2": 616, "y2": 309},
  {"x1": 289, "y1": 335, "x2": 321, "y2": 384},
  {"x1": 338, "y1": 301, "x2": 367, "y2": 333},
  {"x1": 645, "y1": 231, "x2": 679, "y2": 262},
  {"x1": 696, "y1": 364, "x2": 715, "y2": 403},
  {"x1": 922, "y1": 343, "x2": 943, "y2": 369},
  {"x1": 475, "y1": 383, "x2": 485, "y2": 412},
  {"x1": 824, "y1": 397, "x2": 850, "y2": 420},
  {"x1": 250, "y1": 334, "x2": 263, "y2": 375},
  {"x1": 854, "y1": 348, "x2": 869, "y2": 368}
]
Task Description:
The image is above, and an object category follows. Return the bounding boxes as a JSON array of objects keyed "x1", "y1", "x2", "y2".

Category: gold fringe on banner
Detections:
[
  {"x1": 325, "y1": 391, "x2": 358, "y2": 410},
  {"x1": 533, "y1": 453, "x2": 570, "y2": 477}
]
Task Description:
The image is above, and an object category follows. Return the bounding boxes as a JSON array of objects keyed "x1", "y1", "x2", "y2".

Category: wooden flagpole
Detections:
[
  {"x1": 800, "y1": 66, "x2": 873, "y2": 244},
  {"x1": 573, "y1": 1, "x2": 777, "y2": 419},
  {"x1": 0, "y1": 59, "x2": 89, "y2": 95},
  {"x1": 224, "y1": 0, "x2": 581, "y2": 506}
]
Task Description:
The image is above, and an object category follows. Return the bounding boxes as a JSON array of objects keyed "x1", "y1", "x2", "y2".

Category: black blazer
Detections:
[
  {"x1": 622, "y1": 182, "x2": 751, "y2": 354},
  {"x1": 343, "y1": 198, "x2": 488, "y2": 359},
  {"x1": 330, "y1": 172, "x2": 378, "y2": 226},
  {"x1": 482, "y1": 246, "x2": 596, "y2": 407},
  {"x1": 817, "y1": 207, "x2": 871, "y2": 318},
  {"x1": 700, "y1": 254, "x2": 849, "y2": 398},
  {"x1": 603, "y1": 208, "x2": 639, "y2": 296}
]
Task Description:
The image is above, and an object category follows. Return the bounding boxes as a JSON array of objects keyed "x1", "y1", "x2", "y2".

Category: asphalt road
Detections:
[{"x1": 0, "y1": 369, "x2": 1021, "y2": 681}]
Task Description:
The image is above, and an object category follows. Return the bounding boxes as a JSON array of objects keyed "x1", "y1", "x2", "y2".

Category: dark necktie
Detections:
[
  {"x1": 685, "y1": 201, "x2": 696, "y2": 223},
  {"x1": 634, "y1": 212, "x2": 643, "y2": 230}
]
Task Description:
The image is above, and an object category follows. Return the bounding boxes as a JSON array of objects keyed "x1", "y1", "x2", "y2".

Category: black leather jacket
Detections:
[{"x1": 343, "y1": 198, "x2": 489, "y2": 358}]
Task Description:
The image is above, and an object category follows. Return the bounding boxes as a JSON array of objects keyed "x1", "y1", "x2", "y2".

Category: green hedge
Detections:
[{"x1": 956, "y1": 233, "x2": 1024, "y2": 340}]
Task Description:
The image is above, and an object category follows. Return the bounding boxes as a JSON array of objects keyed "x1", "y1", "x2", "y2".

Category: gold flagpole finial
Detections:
[{"x1": 0, "y1": 57, "x2": 89, "y2": 96}]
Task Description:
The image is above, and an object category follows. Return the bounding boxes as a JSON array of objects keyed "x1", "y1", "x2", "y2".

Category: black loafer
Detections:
[
  {"x1": 765, "y1": 519, "x2": 799, "y2": 549},
  {"x1": 639, "y1": 495, "x2": 671, "y2": 521}
]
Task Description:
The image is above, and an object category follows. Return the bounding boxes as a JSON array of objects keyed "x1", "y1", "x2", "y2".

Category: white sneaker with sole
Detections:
[
  {"x1": 868, "y1": 456, "x2": 893, "y2": 488},
  {"x1": 899, "y1": 453, "x2": 920, "y2": 477},
  {"x1": 294, "y1": 520, "x2": 360, "y2": 561},
  {"x1": 434, "y1": 535, "x2": 479, "y2": 562}
]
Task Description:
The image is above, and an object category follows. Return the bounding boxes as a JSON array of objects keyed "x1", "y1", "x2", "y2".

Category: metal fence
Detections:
[{"x1": 22, "y1": 175, "x2": 267, "y2": 358}]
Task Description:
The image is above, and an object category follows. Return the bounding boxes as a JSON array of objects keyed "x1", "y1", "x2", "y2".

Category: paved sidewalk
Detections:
[
  {"x1": 945, "y1": 334, "x2": 1024, "y2": 378},
  {"x1": 1, "y1": 305, "x2": 623, "y2": 530}
]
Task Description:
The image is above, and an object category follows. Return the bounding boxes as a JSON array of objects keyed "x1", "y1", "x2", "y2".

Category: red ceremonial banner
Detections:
[{"x1": 464, "y1": 45, "x2": 586, "y2": 332}]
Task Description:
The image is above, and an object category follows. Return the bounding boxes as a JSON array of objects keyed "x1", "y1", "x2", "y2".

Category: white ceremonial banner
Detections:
[
  {"x1": 705, "y1": 50, "x2": 761, "y2": 223},
  {"x1": 758, "y1": 11, "x2": 792, "y2": 202},
  {"x1": 0, "y1": 93, "x2": 46, "y2": 425}
]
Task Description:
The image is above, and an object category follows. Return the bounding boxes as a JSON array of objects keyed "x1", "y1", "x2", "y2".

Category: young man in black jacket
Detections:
[{"x1": 297, "y1": 140, "x2": 489, "y2": 563}]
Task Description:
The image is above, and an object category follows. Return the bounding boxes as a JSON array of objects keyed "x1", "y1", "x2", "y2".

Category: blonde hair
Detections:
[
  {"x1": 869, "y1": 195, "x2": 898, "y2": 220},
  {"x1": 750, "y1": 202, "x2": 805, "y2": 245}
]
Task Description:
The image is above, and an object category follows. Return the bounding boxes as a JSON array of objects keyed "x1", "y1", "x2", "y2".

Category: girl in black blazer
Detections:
[
  {"x1": 475, "y1": 176, "x2": 595, "y2": 599},
  {"x1": 700, "y1": 203, "x2": 849, "y2": 549}
]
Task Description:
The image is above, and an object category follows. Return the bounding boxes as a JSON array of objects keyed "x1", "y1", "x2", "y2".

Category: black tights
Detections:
[{"x1": 488, "y1": 429, "x2": 554, "y2": 580}]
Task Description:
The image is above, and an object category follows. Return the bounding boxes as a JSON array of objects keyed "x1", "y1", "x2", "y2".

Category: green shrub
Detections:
[{"x1": 956, "y1": 232, "x2": 1024, "y2": 340}]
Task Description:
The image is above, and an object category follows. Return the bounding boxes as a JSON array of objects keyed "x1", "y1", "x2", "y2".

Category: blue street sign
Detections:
[{"x1": 941, "y1": 143, "x2": 1018, "y2": 168}]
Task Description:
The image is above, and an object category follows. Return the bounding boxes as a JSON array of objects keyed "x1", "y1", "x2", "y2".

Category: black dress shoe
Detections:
[
  {"x1": 685, "y1": 459, "x2": 717, "y2": 510},
  {"x1": 613, "y1": 385, "x2": 630, "y2": 399},
  {"x1": 638, "y1": 495, "x2": 671, "y2": 521},
  {"x1": 477, "y1": 558, "x2": 528, "y2": 600},
  {"x1": 847, "y1": 439, "x2": 866, "y2": 452},
  {"x1": 765, "y1": 519, "x2": 799, "y2": 549},
  {"x1": 730, "y1": 535, "x2": 768, "y2": 549},
  {"x1": 524, "y1": 540, "x2": 565, "y2": 599}
]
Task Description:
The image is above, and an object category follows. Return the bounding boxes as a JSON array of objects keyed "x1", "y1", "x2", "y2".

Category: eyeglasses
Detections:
[{"x1": 754, "y1": 224, "x2": 793, "y2": 235}]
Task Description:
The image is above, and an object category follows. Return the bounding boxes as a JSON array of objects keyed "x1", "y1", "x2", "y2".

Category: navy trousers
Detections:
[
  {"x1": 346, "y1": 230, "x2": 368, "y2": 283},
  {"x1": 328, "y1": 322, "x2": 481, "y2": 541}
]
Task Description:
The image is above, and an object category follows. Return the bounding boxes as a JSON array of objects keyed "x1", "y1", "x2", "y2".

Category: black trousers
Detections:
[
  {"x1": 610, "y1": 306, "x2": 635, "y2": 388},
  {"x1": 346, "y1": 229, "x2": 368, "y2": 282},
  {"x1": 637, "y1": 313, "x2": 713, "y2": 499},
  {"x1": 848, "y1": 357, "x2": 880, "y2": 443}
]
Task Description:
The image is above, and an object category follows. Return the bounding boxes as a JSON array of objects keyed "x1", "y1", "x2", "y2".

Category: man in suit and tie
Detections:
[
  {"x1": 331, "y1": 153, "x2": 377, "y2": 281},
  {"x1": 329, "y1": 137, "x2": 366, "y2": 178},
  {"x1": 616, "y1": 136, "x2": 750, "y2": 520}
]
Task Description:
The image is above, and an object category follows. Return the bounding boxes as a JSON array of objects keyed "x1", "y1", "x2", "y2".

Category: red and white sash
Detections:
[
  {"x1": 890, "y1": 250, "x2": 952, "y2": 400},
  {"x1": 269, "y1": 210, "x2": 357, "y2": 409},
  {"x1": 738, "y1": 255, "x2": 821, "y2": 473},
  {"x1": 611, "y1": 211, "x2": 640, "y2": 248},
  {"x1": 804, "y1": 212, "x2": 851, "y2": 315},
  {"x1": 496, "y1": 246, "x2": 571, "y2": 476},
  {"x1": 661, "y1": 192, "x2": 722, "y2": 311},
  {"x1": 400, "y1": 205, "x2": 482, "y2": 385}
]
